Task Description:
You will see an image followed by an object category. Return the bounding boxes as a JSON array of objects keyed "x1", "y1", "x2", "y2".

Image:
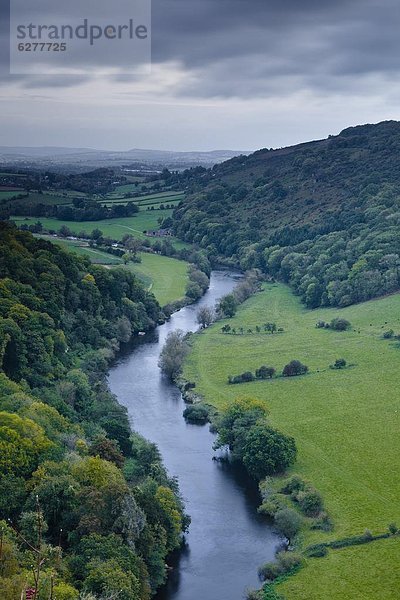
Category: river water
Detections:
[{"x1": 108, "y1": 271, "x2": 279, "y2": 600}]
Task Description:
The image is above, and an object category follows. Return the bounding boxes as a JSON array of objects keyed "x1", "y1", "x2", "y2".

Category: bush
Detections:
[
  {"x1": 330, "y1": 318, "x2": 351, "y2": 331},
  {"x1": 274, "y1": 508, "x2": 303, "y2": 543},
  {"x1": 256, "y1": 366, "x2": 276, "y2": 379},
  {"x1": 311, "y1": 512, "x2": 334, "y2": 532},
  {"x1": 282, "y1": 360, "x2": 308, "y2": 377},
  {"x1": 258, "y1": 551, "x2": 303, "y2": 581},
  {"x1": 228, "y1": 371, "x2": 255, "y2": 384},
  {"x1": 388, "y1": 522, "x2": 399, "y2": 535},
  {"x1": 183, "y1": 404, "x2": 209, "y2": 424},
  {"x1": 281, "y1": 474, "x2": 307, "y2": 496},
  {"x1": 332, "y1": 358, "x2": 347, "y2": 369},
  {"x1": 383, "y1": 329, "x2": 394, "y2": 339},
  {"x1": 306, "y1": 544, "x2": 328, "y2": 558},
  {"x1": 297, "y1": 488, "x2": 324, "y2": 516}
]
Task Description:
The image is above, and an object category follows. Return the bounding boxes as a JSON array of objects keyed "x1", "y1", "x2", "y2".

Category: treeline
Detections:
[
  {"x1": 172, "y1": 121, "x2": 400, "y2": 308},
  {"x1": 12, "y1": 197, "x2": 139, "y2": 221},
  {"x1": 0, "y1": 222, "x2": 188, "y2": 599}
]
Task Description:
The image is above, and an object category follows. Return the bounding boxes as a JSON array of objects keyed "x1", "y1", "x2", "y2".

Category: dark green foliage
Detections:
[
  {"x1": 0, "y1": 223, "x2": 186, "y2": 596},
  {"x1": 228, "y1": 371, "x2": 255, "y2": 384},
  {"x1": 282, "y1": 360, "x2": 308, "y2": 377},
  {"x1": 256, "y1": 365, "x2": 276, "y2": 379},
  {"x1": 172, "y1": 121, "x2": 400, "y2": 308},
  {"x1": 296, "y1": 488, "x2": 324, "y2": 517},
  {"x1": 330, "y1": 318, "x2": 351, "y2": 331},
  {"x1": 218, "y1": 293, "x2": 238, "y2": 318},
  {"x1": 183, "y1": 404, "x2": 209, "y2": 424},
  {"x1": 331, "y1": 358, "x2": 347, "y2": 369},
  {"x1": 214, "y1": 399, "x2": 296, "y2": 479},
  {"x1": 383, "y1": 329, "x2": 394, "y2": 339},
  {"x1": 242, "y1": 424, "x2": 297, "y2": 479}
]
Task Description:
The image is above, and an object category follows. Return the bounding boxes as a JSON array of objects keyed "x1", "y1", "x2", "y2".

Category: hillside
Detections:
[
  {"x1": 173, "y1": 120, "x2": 400, "y2": 308},
  {"x1": 0, "y1": 223, "x2": 188, "y2": 599}
]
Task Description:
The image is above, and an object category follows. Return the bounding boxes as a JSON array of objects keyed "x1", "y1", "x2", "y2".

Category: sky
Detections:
[{"x1": 1, "y1": 0, "x2": 400, "y2": 151}]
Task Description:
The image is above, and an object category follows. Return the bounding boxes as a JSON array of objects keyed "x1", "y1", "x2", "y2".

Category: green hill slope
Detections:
[{"x1": 173, "y1": 120, "x2": 400, "y2": 308}]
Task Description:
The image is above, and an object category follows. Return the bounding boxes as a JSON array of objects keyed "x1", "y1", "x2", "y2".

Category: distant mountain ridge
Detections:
[{"x1": 0, "y1": 146, "x2": 250, "y2": 170}]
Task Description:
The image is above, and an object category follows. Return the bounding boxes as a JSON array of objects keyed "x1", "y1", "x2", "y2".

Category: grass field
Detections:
[
  {"x1": 125, "y1": 253, "x2": 188, "y2": 306},
  {"x1": 183, "y1": 283, "x2": 400, "y2": 599},
  {"x1": 40, "y1": 236, "x2": 189, "y2": 306},
  {"x1": 11, "y1": 212, "x2": 189, "y2": 249}
]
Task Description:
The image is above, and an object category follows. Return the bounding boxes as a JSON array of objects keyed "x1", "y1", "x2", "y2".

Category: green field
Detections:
[
  {"x1": 125, "y1": 253, "x2": 188, "y2": 306},
  {"x1": 39, "y1": 236, "x2": 189, "y2": 306},
  {"x1": 183, "y1": 283, "x2": 400, "y2": 599},
  {"x1": 11, "y1": 211, "x2": 188, "y2": 249}
]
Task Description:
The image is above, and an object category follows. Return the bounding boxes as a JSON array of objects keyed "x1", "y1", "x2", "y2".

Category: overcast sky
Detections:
[{"x1": 1, "y1": 0, "x2": 400, "y2": 151}]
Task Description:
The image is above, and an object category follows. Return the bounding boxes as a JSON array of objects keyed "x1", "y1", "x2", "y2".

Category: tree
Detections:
[
  {"x1": 158, "y1": 330, "x2": 190, "y2": 381},
  {"x1": 217, "y1": 294, "x2": 238, "y2": 318},
  {"x1": 242, "y1": 423, "x2": 297, "y2": 479},
  {"x1": 196, "y1": 306, "x2": 215, "y2": 329},
  {"x1": 282, "y1": 360, "x2": 308, "y2": 377},
  {"x1": 274, "y1": 508, "x2": 303, "y2": 544},
  {"x1": 255, "y1": 365, "x2": 276, "y2": 379}
]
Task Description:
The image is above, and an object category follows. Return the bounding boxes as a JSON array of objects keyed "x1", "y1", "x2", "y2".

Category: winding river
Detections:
[{"x1": 108, "y1": 271, "x2": 279, "y2": 600}]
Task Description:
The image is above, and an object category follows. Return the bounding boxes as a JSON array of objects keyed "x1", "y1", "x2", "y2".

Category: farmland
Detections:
[
  {"x1": 11, "y1": 211, "x2": 188, "y2": 248},
  {"x1": 183, "y1": 282, "x2": 400, "y2": 599}
]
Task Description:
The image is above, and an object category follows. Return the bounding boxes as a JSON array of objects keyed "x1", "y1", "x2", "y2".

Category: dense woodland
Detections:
[
  {"x1": 0, "y1": 222, "x2": 188, "y2": 599},
  {"x1": 172, "y1": 121, "x2": 400, "y2": 307}
]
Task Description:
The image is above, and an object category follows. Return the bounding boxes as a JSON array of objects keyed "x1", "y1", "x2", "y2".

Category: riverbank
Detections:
[{"x1": 183, "y1": 282, "x2": 400, "y2": 599}]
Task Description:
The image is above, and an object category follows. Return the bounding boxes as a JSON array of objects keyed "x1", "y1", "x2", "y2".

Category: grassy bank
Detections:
[{"x1": 183, "y1": 283, "x2": 400, "y2": 599}]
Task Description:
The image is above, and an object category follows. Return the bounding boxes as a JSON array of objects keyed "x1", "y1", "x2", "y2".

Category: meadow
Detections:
[
  {"x1": 183, "y1": 283, "x2": 400, "y2": 599},
  {"x1": 11, "y1": 210, "x2": 188, "y2": 248},
  {"x1": 42, "y1": 236, "x2": 189, "y2": 306}
]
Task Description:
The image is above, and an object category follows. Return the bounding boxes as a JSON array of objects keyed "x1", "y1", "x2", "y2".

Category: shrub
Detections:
[
  {"x1": 281, "y1": 474, "x2": 307, "y2": 496},
  {"x1": 388, "y1": 522, "x2": 399, "y2": 535},
  {"x1": 258, "y1": 495, "x2": 283, "y2": 518},
  {"x1": 183, "y1": 404, "x2": 209, "y2": 424},
  {"x1": 255, "y1": 366, "x2": 276, "y2": 379},
  {"x1": 332, "y1": 358, "x2": 347, "y2": 369},
  {"x1": 282, "y1": 360, "x2": 308, "y2": 377},
  {"x1": 383, "y1": 329, "x2": 394, "y2": 339},
  {"x1": 228, "y1": 371, "x2": 255, "y2": 384},
  {"x1": 297, "y1": 488, "x2": 324, "y2": 516},
  {"x1": 258, "y1": 551, "x2": 303, "y2": 581},
  {"x1": 330, "y1": 318, "x2": 351, "y2": 331},
  {"x1": 316, "y1": 320, "x2": 326, "y2": 328},
  {"x1": 307, "y1": 545, "x2": 328, "y2": 558},
  {"x1": 274, "y1": 508, "x2": 303, "y2": 543},
  {"x1": 311, "y1": 512, "x2": 334, "y2": 532}
]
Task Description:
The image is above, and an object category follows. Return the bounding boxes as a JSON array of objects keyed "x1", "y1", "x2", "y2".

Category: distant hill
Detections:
[
  {"x1": 173, "y1": 120, "x2": 400, "y2": 308},
  {"x1": 0, "y1": 146, "x2": 250, "y2": 171}
]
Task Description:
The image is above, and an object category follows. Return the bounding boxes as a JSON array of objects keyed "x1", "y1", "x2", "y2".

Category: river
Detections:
[{"x1": 108, "y1": 271, "x2": 279, "y2": 600}]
